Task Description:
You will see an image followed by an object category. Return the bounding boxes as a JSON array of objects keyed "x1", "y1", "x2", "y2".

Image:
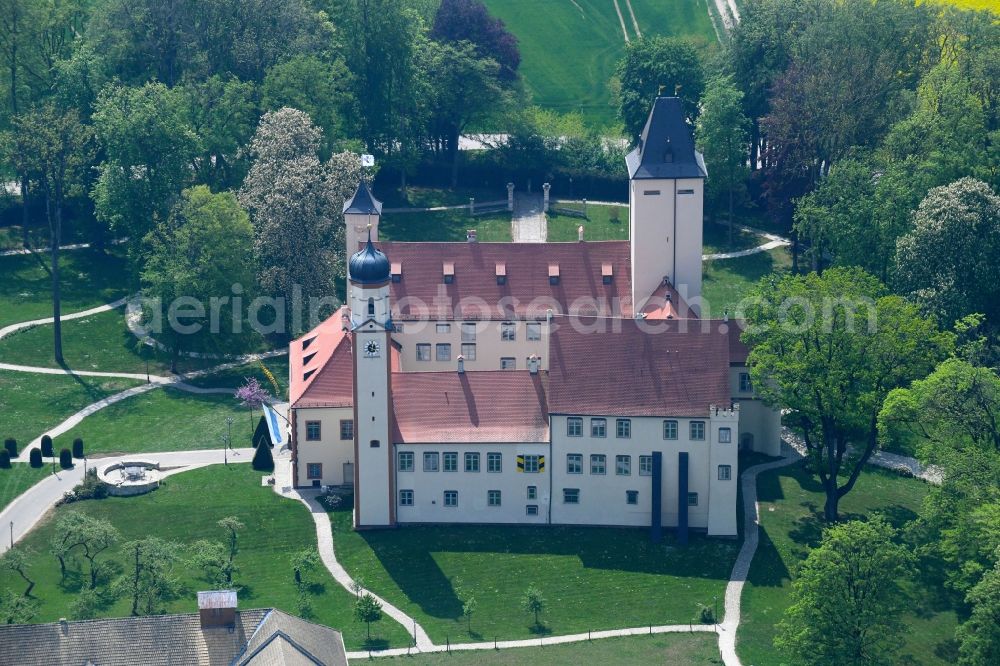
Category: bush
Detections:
[
  {"x1": 0, "y1": 450, "x2": 10, "y2": 469},
  {"x1": 58, "y1": 469, "x2": 109, "y2": 505},
  {"x1": 29, "y1": 449, "x2": 43, "y2": 468},
  {"x1": 40, "y1": 435, "x2": 53, "y2": 457},
  {"x1": 699, "y1": 605, "x2": 716, "y2": 624},
  {"x1": 4, "y1": 438, "x2": 16, "y2": 458},
  {"x1": 72, "y1": 438, "x2": 84, "y2": 459},
  {"x1": 252, "y1": 440, "x2": 274, "y2": 471},
  {"x1": 59, "y1": 448, "x2": 73, "y2": 469}
]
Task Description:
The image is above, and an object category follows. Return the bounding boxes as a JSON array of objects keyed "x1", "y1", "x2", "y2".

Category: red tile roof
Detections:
[
  {"x1": 639, "y1": 282, "x2": 694, "y2": 319},
  {"x1": 289, "y1": 307, "x2": 354, "y2": 409},
  {"x1": 376, "y1": 241, "x2": 634, "y2": 319},
  {"x1": 391, "y1": 371, "x2": 549, "y2": 443},
  {"x1": 548, "y1": 317, "x2": 732, "y2": 417},
  {"x1": 728, "y1": 320, "x2": 750, "y2": 364}
]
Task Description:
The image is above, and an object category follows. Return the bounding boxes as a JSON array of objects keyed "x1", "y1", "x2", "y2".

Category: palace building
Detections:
[{"x1": 287, "y1": 98, "x2": 781, "y2": 538}]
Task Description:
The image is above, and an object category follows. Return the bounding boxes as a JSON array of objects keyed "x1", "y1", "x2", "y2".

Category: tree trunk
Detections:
[
  {"x1": 18, "y1": 569, "x2": 34, "y2": 597},
  {"x1": 728, "y1": 186, "x2": 734, "y2": 248},
  {"x1": 50, "y1": 196, "x2": 63, "y2": 365},
  {"x1": 131, "y1": 544, "x2": 141, "y2": 616},
  {"x1": 749, "y1": 121, "x2": 759, "y2": 171},
  {"x1": 824, "y1": 430, "x2": 839, "y2": 522},
  {"x1": 20, "y1": 177, "x2": 29, "y2": 248},
  {"x1": 449, "y1": 126, "x2": 460, "y2": 189}
]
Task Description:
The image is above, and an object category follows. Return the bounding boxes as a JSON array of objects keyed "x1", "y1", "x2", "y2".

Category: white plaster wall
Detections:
[
  {"x1": 706, "y1": 408, "x2": 740, "y2": 536},
  {"x1": 294, "y1": 406, "x2": 355, "y2": 487},
  {"x1": 354, "y1": 324, "x2": 393, "y2": 526},
  {"x1": 394, "y1": 443, "x2": 550, "y2": 524},
  {"x1": 729, "y1": 367, "x2": 783, "y2": 457},
  {"x1": 393, "y1": 319, "x2": 548, "y2": 372}
]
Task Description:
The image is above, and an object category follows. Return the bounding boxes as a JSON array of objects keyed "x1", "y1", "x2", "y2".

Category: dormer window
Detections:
[
  {"x1": 391, "y1": 262, "x2": 402, "y2": 283},
  {"x1": 663, "y1": 138, "x2": 674, "y2": 163},
  {"x1": 548, "y1": 264, "x2": 560, "y2": 286},
  {"x1": 602, "y1": 263, "x2": 613, "y2": 285},
  {"x1": 496, "y1": 262, "x2": 507, "y2": 285},
  {"x1": 443, "y1": 262, "x2": 455, "y2": 284}
]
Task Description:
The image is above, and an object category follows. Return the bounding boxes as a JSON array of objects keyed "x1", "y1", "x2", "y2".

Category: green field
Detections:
[
  {"x1": 481, "y1": 0, "x2": 718, "y2": 127},
  {"x1": 930, "y1": 0, "x2": 1000, "y2": 11},
  {"x1": 0, "y1": 465, "x2": 52, "y2": 512},
  {"x1": 736, "y1": 462, "x2": 960, "y2": 666},
  {"x1": 329, "y1": 507, "x2": 737, "y2": 644},
  {"x1": 370, "y1": 632, "x2": 722, "y2": 664},
  {"x1": 381, "y1": 210, "x2": 512, "y2": 242},
  {"x1": 0, "y1": 465, "x2": 411, "y2": 650},
  {"x1": 547, "y1": 204, "x2": 629, "y2": 241},
  {"x1": 701, "y1": 246, "x2": 791, "y2": 317}
]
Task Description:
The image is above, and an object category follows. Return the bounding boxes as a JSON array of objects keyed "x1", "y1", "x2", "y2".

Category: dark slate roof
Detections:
[
  {"x1": 342, "y1": 180, "x2": 383, "y2": 215},
  {"x1": 626, "y1": 97, "x2": 708, "y2": 180},
  {"x1": 349, "y1": 234, "x2": 391, "y2": 285}
]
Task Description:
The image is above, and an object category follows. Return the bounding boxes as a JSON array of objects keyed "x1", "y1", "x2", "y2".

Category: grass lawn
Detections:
[
  {"x1": 547, "y1": 204, "x2": 628, "y2": 242},
  {"x1": 184, "y1": 356, "x2": 290, "y2": 401},
  {"x1": 737, "y1": 462, "x2": 960, "y2": 666},
  {"x1": 369, "y1": 632, "x2": 722, "y2": 664},
  {"x1": 51, "y1": 386, "x2": 251, "y2": 457},
  {"x1": 0, "y1": 370, "x2": 142, "y2": 452},
  {"x1": 329, "y1": 508, "x2": 738, "y2": 644},
  {"x1": 701, "y1": 247, "x2": 791, "y2": 317},
  {"x1": 0, "y1": 465, "x2": 411, "y2": 650},
  {"x1": 702, "y1": 221, "x2": 764, "y2": 255},
  {"x1": 0, "y1": 249, "x2": 129, "y2": 328},
  {"x1": 0, "y1": 465, "x2": 52, "y2": 512},
  {"x1": 381, "y1": 211, "x2": 512, "y2": 242},
  {"x1": 378, "y1": 186, "x2": 506, "y2": 209}
]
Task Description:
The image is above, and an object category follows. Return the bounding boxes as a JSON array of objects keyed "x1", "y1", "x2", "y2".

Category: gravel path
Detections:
[{"x1": 512, "y1": 192, "x2": 547, "y2": 242}]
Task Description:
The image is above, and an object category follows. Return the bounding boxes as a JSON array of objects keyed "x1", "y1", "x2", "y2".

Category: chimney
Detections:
[
  {"x1": 578, "y1": 225, "x2": 584, "y2": 242},
  {"x1": 457, "y1": 355, "x2": 465, "y2": 374},
  {"x1": 59, "y1": 618, "x2": 68, "y2": 636},
  {"x1": 528, "y1": 355, "x2": 540, "y2": 375},
  {"x1": 466, "y1": 229, "x2": 478, "y2": 243},
  {"x1": 198, "y1": 590, "x2": 238, "y2": 629}
]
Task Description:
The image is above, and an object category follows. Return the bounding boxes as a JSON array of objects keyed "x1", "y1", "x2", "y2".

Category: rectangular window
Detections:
[
  {"x1": 591, "y1": 418, "x2": 607, "y2": 438},
  {"x1": 566, "y1": 453, "x2": 582, "y2": 474},
  {"x1": 461, "y1": 323, "x2": 477, "y2": 342},
  {"x1": 305, "y1": 421, "x2": 321, "y2": 441},
  {"x1": 436, "y1": 323, "x2": 451, "y2": 334},
  {"x1": 464, "y1": 452, "x2": 480, "y2": 472},
  {"x1": 423, "y1": 452, "x2": 439, "y2": 472},
  {"x1": 500, "y1": 357, "x2": 516, "y2": 370},
  {"x1": 690, "y1": 421, "x2": 706, "y2": 441},
  {"x1": 488, "y1": 490, "x2": 501, "y2": 507},
  {"x1": 501, "y1": 322, "x2": 516, "y2": 341},
  {"x1": 719, "y1": 427, "x2": 732, "y2": 444},
  {"x1": 339, "y1": 420, "x2": 354, "y2": 441},
  {"x1": 616, "y1": 419, "x2": 631, "y2": 439},
  {"x1": 739, "y1": 372, "x2": 752, "y2": 392},
  {"x1": 616, "y1": 455, "x2": 631, "y2": 476},
  {"x1": 306, "y1": 463, "x2": 322, "y2": 479},
  {"x1": 718, "y1": 464, "x2": 732, "y2": 481},
  {"x1": 563, "y1": 488, "x2": 580, "y2": 504},
  {"x1": 663, "y1": 420, "x2": 678, "y2": 440},
  {"x1": 590, "y1": 454, "x2": 606, "y2": 475},
  {"x1": 416, "y1": 344, "x2": 431, "y2": 362},
  {"x1": 444, "y1": 490, "x2": 458, "y2": 507},
  {"x1": 436, "y1": 343, "x2": 451, "y2": 362},
  {"x1": 643, "y1": 190, "x2": 661, "y2": 195},
  {"x1": 370, "y1": 439, "x2": 380, "y2": 448},
  {"x1": 566, "y1": 417, "x2": 583, "y2": 437},
  {"x1": 399, "y1": 489, "x2": 414, "y2": 506},
  {"x1": 526, "y1": 322, "x2": 541, "y2": 341},
  {"x1": 639, "y1": 455, "x2": 653, "y2": 476},
  {"x1": 521, "y1": 455, "x2": 541, "y2": 473},
  {"x1": 688, "y1": 492, "x2": 699, "y2": 507},
  {"x1": 527, "y1": 485, "x2": 537, "y2": 500},
  {"x1": 487, "y1": 452, "x2": 502, "y2": 473},
  {"x1": 678, "y1": 189, "x2": 695, "y2": 195},
  {"x1": 526, "y1": 504, "x2": 539, "y2": 516},
  {"x1": 398, "y1": 451, "x2": 414, "y2": 472},
  {"x1": 626, "y1": 490, "x2": 639, "y2": 505},
  {"x1": 461, "y1": 343, "x2": 477, "y2": 361},
  {"x1": 443, "y1": 452, "x2": 458, "y2": 472}
]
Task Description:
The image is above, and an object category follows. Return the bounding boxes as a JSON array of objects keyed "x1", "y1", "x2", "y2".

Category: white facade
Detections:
[
  {"x1": 394, "y1": 319, "x2": 549, "y2": 372},
  {"x1": 293, "y1": 407, "x2": 354, "y2": 488}
]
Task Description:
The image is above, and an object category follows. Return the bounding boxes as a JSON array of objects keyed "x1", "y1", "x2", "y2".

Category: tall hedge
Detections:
[
  {"x1": 29, "y1": 448, "x2": 43, "y2": 467},
  {"x1": 59, "y1": 448, "x2": 73, "y2": 469},
  {"x1": 252, "y1": 440, "x2": 275, "y2": 471},
  {"x1": 0, "y1": 450, "x2": 10, "y2": 469},
  {"x1": 3, "y1": 438, "x2": 16, "y2": 458},
  {"x1": 72, "y1": 438, "x2": 84, "y2": 459},
  {"x1": 40, "y1": 435, "x2": 53, "y2": 457}
]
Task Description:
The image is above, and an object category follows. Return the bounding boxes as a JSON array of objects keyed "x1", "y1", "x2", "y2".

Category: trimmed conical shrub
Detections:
[
  {"x1": 3, "y1": 438, "x2": 16, "y2": 458},
  {"x1": 252, "y1": 440, "x2": 274, "y2": 471},
  {"x1": 72, "y1": 438, "x2": 84, "y2": 459},
  {"x1": 40, "y1": 435, "x2": 53, "y2": 457},
  {"x1": 29, "y1": 448, "x2": 43, "y2": 467},
  {"x1": 59, "y1": 448, "x2": 73, "y2": 469},
  {"x1": 0, "y1": 450, "x2": 10, "y2": 469}
]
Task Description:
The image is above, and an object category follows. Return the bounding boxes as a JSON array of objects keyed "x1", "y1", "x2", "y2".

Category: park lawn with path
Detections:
[
  {"x1": 0, "y1": 465, "x2": 411, "y2": 651},
  {"x1": 737, "y1": 462, "x2": 960, "y2": 666},
  {"x1": 184, "y1": 356, "x2": 290, "y2": 400},
  {"x1": 0, "y1": 370, "x2": 143, "y2": 453},
  {"x1": 51, "y1": 387, "x2": 251, "y2": 457},
  {"x1": 702, "y1": 220, "x2": 763, "y2": 256},
  {"x1": 381, "y1": 210, "x2": 512, "y2": 242},
  {"x1": 372, "y1": 631, "x2": 722, "y2": 664},
  {"x1": 0, "y1": 249, "x2": 129, "y2": 328},
  {"x1": 328, "y1": 507, "x2": 737, "y2": 644},
  {"x1": 547, "y1": 204, "x2": 628, "y2": 242},
  {"x1": 701, "y1": 246, "x2": 791, "y2": 317},
  {"x1": 0, "y1": 465, "x2": 52, "y2": 512}
]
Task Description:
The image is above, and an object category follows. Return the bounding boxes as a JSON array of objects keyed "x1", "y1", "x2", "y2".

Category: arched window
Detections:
[{"x1": 368, "y1": 297, "x2": 375, "y2": 316}]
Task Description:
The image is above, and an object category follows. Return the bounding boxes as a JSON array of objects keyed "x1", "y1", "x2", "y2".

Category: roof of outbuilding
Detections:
[
  {"x1": 238, "y1": 609, "x2": 347, "y2": 666},
  {"x1": 342, "y1": 180, "x2": 383, "y2": 215},
  {"x1": 392, "y1": 371, "x2": 549, "y2": 443},
  {"x1": 626, "y1": 97, "x2": 707, "y2": 180}
]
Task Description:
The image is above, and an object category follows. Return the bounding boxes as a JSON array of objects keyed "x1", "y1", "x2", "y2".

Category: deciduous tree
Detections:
[
  {"x1": 115, "y1": 537, "x2": 180, "y2": 616},
  {"x1": 431, "y1": 0, "x2": 519, "y2": 81},
  {"x1": 354, "y1": 592, "x2": 382, "y2": 640},
  {"x1": 616, "y1": 37, "x2": 703, "y2": 141}
]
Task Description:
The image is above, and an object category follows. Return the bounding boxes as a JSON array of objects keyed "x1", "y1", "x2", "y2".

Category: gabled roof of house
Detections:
[
  {"x1": 548, "y1": 317, "x2": 732, "y2": 417},
  {"x1": 626, "y1": 97, "x2": 708, "y2": 180},
  {"x1": 289, "y1": 307, "x2": 354, "y2": 409},
  {"x1": 392, "y1": 370, "x2": 549, "y2": 443},
  {"x1": 238, "y1": 609, "x2": 347, "y2": 665},
  {"x1": 376, "y1": 241, "x2": 634, "y2": 319}
]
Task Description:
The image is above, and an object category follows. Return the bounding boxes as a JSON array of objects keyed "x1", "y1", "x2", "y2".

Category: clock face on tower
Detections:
[{"x1": 364, "y1": 340, "x2": 381, "y2": 357}]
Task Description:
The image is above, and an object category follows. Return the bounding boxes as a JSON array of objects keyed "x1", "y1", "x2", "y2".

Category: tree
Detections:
[
  {"x1": 252, "y1": 440, "x2": 274, "y2": 472},
  {"x1": 431, "y1": 0, "x2": 519, "y2": 80},
  {"x1": 238, "y1": 108, "x2": 362, "y2": 335},
  {"x1": 190, "y1": 540, "x2": 229, "y2": 587},
  {"x1": 217, "y1": 516, "x2": 244, "y2": 586},
  {"x1": 28, "y1": 448, "x2": 41, "y2": 467},
  {"x1": 115, "y1": 537, "x2": 180, "y2": 616},
  {"x1": 72, "y1": 438, "x2": 83, "y2": 458},
  {"x1": 177, "y1": 75, "x2": 257, "y2": 189},
  {"x1": 616, "y1": 37, "x2": 703, "y2": 141},
  {"x1": 0, "y1": 589, "x2": 38, "y2": 624},
  {"x1": 141, "y1": 186, "x2": 256, "y2": 370},
  {"x1": 1, "y1": 546, "x2": 35, "y2": 596},
  {"x1": 775, "y1": 517, "x2": 914, "y2": 665},
  {"x1": 6, "y1": 104, "x2": 94, "y2": 363},
  {"x1": 3, "y1": 438, "x2": 15, "y2": 457},
  {"x1": 354, "y1": 592, "x2": 382, "y2": 640},
  {"x1": 291, "y1": 549, "x2": 319, "y2": 590},
  {"x1": 696, "y1": 75, "x2": 750, "y2": 246},
  {"x1": 51, "y1": 513, "x2": 119, "y2": 589},
  {"x1": 59, "y1": 448, "x2": 72, "y2": 468},
  {"x1": 742, "y1": 267, "x2": 953, "y2": 521},
  {"x1": 521, "y1": 584, "x2": 545, "y2": 628},
  {"x1": 462, "y1": 595, "x2": 478, "y2": 634},
  {"x1": 262, "y1": 56, "x2": 356, "y2": 153},
  {"x1": 235, "y1": 377, "x2": 271, "y2": 437},
  {"x1": 40, "y1": 435, "x2": 52, "y2": 457},
  {"x1": 893, "y1": 178, "x2": 1000, "y2": 328},
  {"x1": 957, "y1": 560, "x2": 1000, "y2": 666}
]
